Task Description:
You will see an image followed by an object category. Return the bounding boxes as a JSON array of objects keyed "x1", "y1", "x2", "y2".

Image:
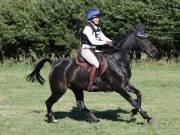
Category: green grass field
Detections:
[{"x1": 0, "y1": 62, "x2": 180, "y2": 135}]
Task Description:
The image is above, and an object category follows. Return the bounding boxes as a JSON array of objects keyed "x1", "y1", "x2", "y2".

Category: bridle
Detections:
[
  {"x1": 134, "y1": 34, "x2": 153, "y2": 56},
  {"x1": 111, "y1": 32, "x2": 144, "y2": 56}
]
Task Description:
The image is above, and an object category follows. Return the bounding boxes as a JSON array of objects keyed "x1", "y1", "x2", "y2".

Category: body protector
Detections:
[{"x1": 81, "y1": 22, "x2": 101, "y2": 46}]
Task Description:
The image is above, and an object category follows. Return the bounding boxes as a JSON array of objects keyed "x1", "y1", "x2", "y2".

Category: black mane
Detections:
[
  {"x1": 101, "y1": 29, "x2": 134, "y2": 55},
  {"x1": 114, "y1": 29, "x2": 134, "y2": 47}
]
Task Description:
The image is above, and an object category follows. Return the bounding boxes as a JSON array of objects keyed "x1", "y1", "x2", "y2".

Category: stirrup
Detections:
[{"x1": 87, "y1": 82, "x2": 98, "y2": 91}]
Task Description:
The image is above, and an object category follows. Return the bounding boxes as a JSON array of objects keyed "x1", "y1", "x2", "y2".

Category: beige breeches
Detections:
[{"x1": 80, "y1": 49, "x2": 99, "y2": 68}]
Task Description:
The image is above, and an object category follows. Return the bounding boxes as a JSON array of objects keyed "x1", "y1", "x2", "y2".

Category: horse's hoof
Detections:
[
  {"x1": 86, "y1": 112, "x2": 100, "y2": 123},
  {"x1": 87, "y1": 118, "x2": 100, "y2": 123},
  {"x1": 147, "y1": 118, "x2": 155, "y2": 125},
  {"x1": 45, "y1": 113, "x2": 58, "y2": 123},
  {"x1": 51, "y1": 119, "x2": 58, "y2": 123}
]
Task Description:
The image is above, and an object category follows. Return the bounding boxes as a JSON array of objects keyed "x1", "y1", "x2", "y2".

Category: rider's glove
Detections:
[{"x1": 106, "y1": 41, "x2": 113, "y2": 47}]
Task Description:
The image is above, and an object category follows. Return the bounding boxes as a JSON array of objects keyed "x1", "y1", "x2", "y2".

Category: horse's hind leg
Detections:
[
  {"x1": 45, "y1": 86, "x2": 66, "y2": 123},
  {"x1": 72, "y1": 89, "x2": 100, "y2": 123}
]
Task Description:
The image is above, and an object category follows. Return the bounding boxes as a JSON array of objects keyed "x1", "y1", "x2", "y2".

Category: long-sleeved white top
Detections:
[{"x1": 81, "y1": 24, "x2": 111, "y2": 49}]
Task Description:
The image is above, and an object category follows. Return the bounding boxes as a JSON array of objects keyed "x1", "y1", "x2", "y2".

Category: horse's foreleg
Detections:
[
  {"x1": 115, "y1": 86, "x2": 154, "y2": 124},
  {"x1": 126, "y1": 83, "x2": 142, "y2": 116},
  {"x1": 72, "y1": 89, "x2": 100, "y2": 123}
]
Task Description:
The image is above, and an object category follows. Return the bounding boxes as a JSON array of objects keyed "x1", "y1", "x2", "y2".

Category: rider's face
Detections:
[{"x1": 92, "y1": 17, "x2": 100, "y2": 25}]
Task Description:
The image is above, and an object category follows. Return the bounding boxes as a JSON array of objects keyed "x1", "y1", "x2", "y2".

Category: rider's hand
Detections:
[{"x1": 106, "y1": 41, "x2": 113, "y2": 47}]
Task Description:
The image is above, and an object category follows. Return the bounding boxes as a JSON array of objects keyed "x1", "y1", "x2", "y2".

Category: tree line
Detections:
[{"x1": 0, "y1": 0, "x2": 179, "y2": 62}]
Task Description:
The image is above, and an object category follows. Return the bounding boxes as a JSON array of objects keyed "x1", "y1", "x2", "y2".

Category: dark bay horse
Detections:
[{"x1": 27, "y1": 24, "x2": 159, "y2": 124}]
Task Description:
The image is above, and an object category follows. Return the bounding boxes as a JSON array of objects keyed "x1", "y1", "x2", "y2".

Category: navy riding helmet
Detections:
[{"x1": 85, "y1": 8, "x2": 101, "y2": 20}]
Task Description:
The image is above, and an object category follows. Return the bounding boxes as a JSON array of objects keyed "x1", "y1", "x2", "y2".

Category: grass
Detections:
[{"x1": 0, "y1": 61, "x2": 180, "y2": 135}]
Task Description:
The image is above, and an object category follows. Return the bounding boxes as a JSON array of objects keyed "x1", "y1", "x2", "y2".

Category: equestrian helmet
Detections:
[{"x1": 85, "y1": 8, "x2": 101, "y2": 20}]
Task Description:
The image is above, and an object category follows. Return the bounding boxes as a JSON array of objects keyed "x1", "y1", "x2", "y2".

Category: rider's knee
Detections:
[{"x1": 94, "y1": 61, "x2": 99, "y2": 68}]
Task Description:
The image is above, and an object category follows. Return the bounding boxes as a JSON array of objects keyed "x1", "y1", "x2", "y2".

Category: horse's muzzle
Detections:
[{"x1": 150, "y1": 49, "x2": 161, "y2": 59}]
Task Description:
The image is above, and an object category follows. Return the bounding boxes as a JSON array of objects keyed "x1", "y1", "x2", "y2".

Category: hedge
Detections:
[{"x1": 0, "y1": 0, "x2": 179, "y2": 62}]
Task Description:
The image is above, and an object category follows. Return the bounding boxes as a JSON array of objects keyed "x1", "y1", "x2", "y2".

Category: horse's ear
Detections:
[
  {"x1": 135, "y1": 23, "x2": 144, "y2": 33},
  {"x1": 135, "y1": 23, "x2": 147, "y2": 37}
]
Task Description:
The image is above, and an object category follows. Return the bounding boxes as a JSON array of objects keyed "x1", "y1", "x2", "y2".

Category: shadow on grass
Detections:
[{"x1": 51, "y1": 107, "x2": 144, "y2": 125}]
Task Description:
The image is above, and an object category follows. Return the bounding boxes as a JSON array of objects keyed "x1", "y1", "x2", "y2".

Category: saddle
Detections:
[{"x1": 75, "y1": 51, "x2": 108, "y2": 76}]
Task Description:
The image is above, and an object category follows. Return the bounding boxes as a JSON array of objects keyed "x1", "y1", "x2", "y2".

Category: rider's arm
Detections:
[
  {"x1": 83, "y1": 26, "x2": 107, "y2": 45},
  {"x1": 98, "y1": 31, "x2": 112, "y2": 42}
]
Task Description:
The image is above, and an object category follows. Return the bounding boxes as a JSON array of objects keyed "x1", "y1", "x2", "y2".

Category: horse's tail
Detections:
[{"x1": 27, "y1": 58, "x2": 53, "y2": 85}]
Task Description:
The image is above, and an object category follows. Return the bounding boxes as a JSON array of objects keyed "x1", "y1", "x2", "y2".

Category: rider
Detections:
[{"x1": 81, "y1": 8, "x2": 112, "y2": 91}]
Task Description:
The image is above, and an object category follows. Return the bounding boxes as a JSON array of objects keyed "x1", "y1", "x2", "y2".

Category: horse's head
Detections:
[{"x1": 134, "y1": 24, "x2": 160, "y2": 58}]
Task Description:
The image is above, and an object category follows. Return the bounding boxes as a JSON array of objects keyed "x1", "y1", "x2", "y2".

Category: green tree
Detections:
[{"x1": 0, "y1": 0, "x2": 179, "y2": 62}]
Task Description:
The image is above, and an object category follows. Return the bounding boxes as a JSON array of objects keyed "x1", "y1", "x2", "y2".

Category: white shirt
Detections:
[{"x1": 82, "y1": 23, "x2": 111, "y2": 49}]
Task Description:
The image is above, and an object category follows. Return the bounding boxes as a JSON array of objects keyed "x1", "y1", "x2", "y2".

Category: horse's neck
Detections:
[
  {"x1": 109, "y1": 34, "x2": 135, "y2": 67},
  {"x1": 118, "y1": 33, "x2": 135, "y2": 51},
  {"x1": 112, "y1": 52, "x2": 132, "y2": 66}
]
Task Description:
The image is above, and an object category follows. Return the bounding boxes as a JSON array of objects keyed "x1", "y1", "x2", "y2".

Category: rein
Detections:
[
  {"x1": 111, "y1": 45, "x2": 132, "y2": 55},
  {"x1": 109, "y1": 34, "x2": 141, "y2": 70}
]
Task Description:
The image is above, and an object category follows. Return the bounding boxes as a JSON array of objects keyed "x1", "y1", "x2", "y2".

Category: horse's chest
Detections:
[{"x1": 111, "y1": 65, "x2": 131, "y2": 82}]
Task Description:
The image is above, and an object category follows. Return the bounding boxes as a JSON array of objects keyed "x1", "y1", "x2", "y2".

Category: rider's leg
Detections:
[
  {"x1": 81, "y1": 49, "x2": 99, "y2": 90},
  {"x1": 87, "y1": 65, "x2": 97, "y2": 90}
]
